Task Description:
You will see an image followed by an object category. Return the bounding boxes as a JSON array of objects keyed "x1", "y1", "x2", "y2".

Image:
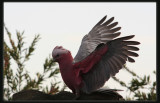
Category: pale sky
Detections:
[{"x1": 4, "y1": 2, "x2": 156, "y2": 98}]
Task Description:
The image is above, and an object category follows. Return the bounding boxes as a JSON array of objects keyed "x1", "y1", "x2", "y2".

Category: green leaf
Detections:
[{"x1": 147, "y1": 76, "x2": 150, "y2": 82}]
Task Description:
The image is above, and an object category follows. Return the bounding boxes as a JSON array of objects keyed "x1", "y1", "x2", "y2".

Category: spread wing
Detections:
[
  {"x1": 73, "y1": 15, "x2": 121, "y2": 63},
  {"x1": 80, "y1": 35, "x2": 140, "y2": 93}
]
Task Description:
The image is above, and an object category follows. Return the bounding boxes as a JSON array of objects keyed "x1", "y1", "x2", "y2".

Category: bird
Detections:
[{"x1": 52, "y1": 15, "x2": 140, "y2": 97}]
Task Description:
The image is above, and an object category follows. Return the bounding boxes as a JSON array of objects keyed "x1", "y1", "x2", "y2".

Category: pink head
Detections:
[{"x1": 52, "y1": 46, "x2": 70, "y2": 62}]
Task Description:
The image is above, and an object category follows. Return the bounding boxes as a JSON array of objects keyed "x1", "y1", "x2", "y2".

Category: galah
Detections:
[{"x1": 52, "y1": 15, "x2": 140, "y2": 96}]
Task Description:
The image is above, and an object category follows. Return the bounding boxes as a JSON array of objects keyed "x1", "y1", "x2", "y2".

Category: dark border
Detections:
[{"x1": 1, "y1": 1, "x2": 159, "y2": 103}]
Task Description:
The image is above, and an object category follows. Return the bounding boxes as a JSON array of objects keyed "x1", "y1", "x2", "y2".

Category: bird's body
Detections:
[
  {"x1": 52, "y1": 15, "x2": 140, "y2": 96},
  {"x1": 53, "y1": 44, "x2": 109, "y2": 94},
  {"x1": 57, "y1": 52, "x2": 82, "y2": 94},
  {"x1": 52, "y1": 46, "x2": 82, "y2": 94}
]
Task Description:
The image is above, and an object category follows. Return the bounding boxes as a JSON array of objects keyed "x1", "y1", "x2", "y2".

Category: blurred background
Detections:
[{"x1": 3, "y1": 2, "x2": 156, "y2": 100}]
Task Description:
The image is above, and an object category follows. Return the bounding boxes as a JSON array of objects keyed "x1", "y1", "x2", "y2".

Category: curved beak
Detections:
[{"x1": 52, "y1": 58, "x2": 56, "y2": 62}]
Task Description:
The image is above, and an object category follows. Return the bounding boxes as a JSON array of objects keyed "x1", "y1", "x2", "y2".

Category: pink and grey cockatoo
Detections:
[{"x1": 52, "y1": 15, "x2": 140, "y2": 96}]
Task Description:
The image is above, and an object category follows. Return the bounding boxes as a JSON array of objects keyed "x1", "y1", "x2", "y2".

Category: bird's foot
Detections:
[{"x1": 72, "y1": 95, "x2": 80, "y2": 100}]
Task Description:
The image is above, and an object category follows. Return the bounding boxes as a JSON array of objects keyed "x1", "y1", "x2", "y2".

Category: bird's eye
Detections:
[{"x1": 56, "y1": 54, "x2": 60, "y2": 58}]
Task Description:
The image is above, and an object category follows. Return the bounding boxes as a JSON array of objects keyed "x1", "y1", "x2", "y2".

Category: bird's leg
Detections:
[{"x1": 72, "y1": 89, "x2": 80, "y2": 100}]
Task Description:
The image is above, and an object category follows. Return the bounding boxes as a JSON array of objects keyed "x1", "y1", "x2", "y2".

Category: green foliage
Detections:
[
  {"x1": 112, "y1": 65, "x2": 156, "y2": 100},
  {"x1": 3, "y1": 26, "x2": 63, "y2": 100}
]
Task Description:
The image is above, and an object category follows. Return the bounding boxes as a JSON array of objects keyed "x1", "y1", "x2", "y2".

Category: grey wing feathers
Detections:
[
  {"x1": 95, "y1": 89, "x2": 124, "y2": 100},
  {"x1": 81, "y1": 35, "x2": 140, "y2": 93},
  {"x1": 74, "y1": 15, "x2": 121, "y2": 63}
]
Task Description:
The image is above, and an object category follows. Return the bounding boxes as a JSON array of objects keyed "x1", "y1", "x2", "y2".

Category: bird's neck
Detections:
[{"x1": 58, "y1": 52, "x2": 73, "y2": 71}]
